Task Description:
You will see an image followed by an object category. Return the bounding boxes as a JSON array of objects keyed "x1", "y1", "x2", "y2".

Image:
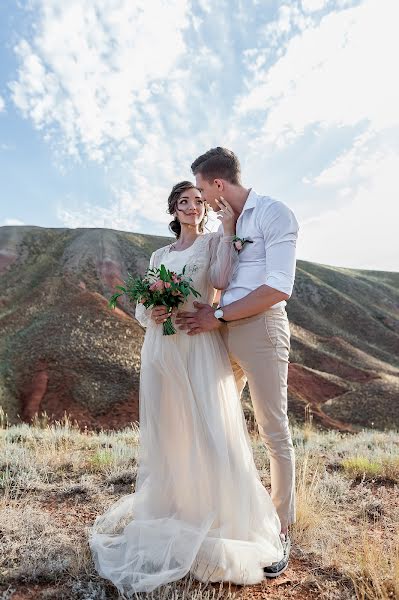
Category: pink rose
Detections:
[
  {"x1": 150, "y1": 280, "x2": 165, "y2": 292},
  {"x1": 164, "y1": 282, "x2": 171, "y2": 289},
  {"x1": 234, "y1": 240, "x2": 243, "y2": 251}
]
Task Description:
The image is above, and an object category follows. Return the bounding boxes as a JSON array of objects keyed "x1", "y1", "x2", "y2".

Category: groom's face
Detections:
[{"x1": 195, "y1": 173, "x2": 220, "y2": 211}]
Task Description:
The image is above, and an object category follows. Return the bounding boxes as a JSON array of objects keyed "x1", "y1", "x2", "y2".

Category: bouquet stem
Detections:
[{"x1": 162, "y1": 316, "x2": 176, "y2": 336}]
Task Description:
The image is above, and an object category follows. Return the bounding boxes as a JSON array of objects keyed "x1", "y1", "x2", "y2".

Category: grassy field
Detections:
[{"x1": 0, "y1": 409, "x2": 398, "y2": 600}]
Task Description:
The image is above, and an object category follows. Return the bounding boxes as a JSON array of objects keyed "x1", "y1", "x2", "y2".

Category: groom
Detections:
[{"x1": 176, "y1": 147, "x2": 299, "y2": 577}]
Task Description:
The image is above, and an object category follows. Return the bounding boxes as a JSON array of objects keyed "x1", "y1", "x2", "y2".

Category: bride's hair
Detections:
[{"x1": 167, "y1": 181, "x2": 208, "y2": 239}]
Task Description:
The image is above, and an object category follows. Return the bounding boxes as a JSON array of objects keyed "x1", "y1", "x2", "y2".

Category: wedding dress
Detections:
[{"x1": 89, "y1": 232, "x2": 284, "y2": 595}]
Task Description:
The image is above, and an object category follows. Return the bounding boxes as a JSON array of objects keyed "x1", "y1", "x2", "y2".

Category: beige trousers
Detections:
[{"x1": 220, "y1": 305, "x2": 296, "y2": 530}]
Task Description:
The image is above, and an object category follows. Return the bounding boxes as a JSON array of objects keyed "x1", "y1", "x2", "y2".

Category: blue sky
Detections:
[{"x1": 0, "y1": 0, "x2": 398, "y2": 270}]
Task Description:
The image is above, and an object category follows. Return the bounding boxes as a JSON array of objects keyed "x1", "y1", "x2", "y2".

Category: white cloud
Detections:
[
  {"x1": 197, "y1": 0, "x2": 212, "y2": 14},
  {"x1": 301, "y1": 0, "x2": 330, "y2": 13},
  {"x1": 311, "y1": 130, "x2": 384, "y2": 186},
  {"x1": 3, "y1": 218, "x2": 25, "y2": 226},
  {"x1": 238, "y1": 0, "x2": 399, "y2": 142},
  {"x1": 9, "y1": 0, "x2": 213, "y2": 235},
  {"x1": 298, "y1": 150, "x2": 399, "y2": 270},
  {"x1": 9, "y1": 0, "x2": 190, "y2": 162},
  {"x1": 10, "y1": 0, "x2": 228, "y2": 235},
  {"x1": 58, "y1": 193, "x2": 141, "y2": 232},
  {"x1": 298, "y1": 124, "x2": 399, "y2": 270},
  {"x1": 6, "y1": 0, "x2": 398, "y2": 271},
  {"x1": 232, "y1": 0, "x2": 399, "y2": 270},
  {"x1": 0, "y1": 95, "x2": 5, "y2": 112},
  {"x1": 258, "y1": 4, "x2": 312, "y2": 53}
]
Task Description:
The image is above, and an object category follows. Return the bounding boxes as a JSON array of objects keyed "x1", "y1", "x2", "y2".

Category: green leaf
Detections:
[
  {"x1": 108, "y1": 292, "x2": 122, "y2": 309},
  {"x1": 159, "y1": 264, "x2": 168, "y2": 281}
]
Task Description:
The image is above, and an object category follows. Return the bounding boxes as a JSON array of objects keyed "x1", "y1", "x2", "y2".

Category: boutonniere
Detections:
[{"x1": 232, "y1": 235, "x2": 253, "y2": 251}]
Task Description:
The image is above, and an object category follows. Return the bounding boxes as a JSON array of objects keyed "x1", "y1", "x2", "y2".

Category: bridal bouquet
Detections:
[{"x1": 109, "y1": 264, "x2": 200, "y2": 335}]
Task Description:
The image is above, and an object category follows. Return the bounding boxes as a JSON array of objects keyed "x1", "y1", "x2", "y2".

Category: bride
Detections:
[{"x1": 89, "y1": 181, "x2": 284, "y2": 595}]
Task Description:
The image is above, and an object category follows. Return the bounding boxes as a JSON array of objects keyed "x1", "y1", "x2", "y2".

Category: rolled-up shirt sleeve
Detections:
[{"x1": 261, "y1": 201, "x2": 299, "y2": 297}]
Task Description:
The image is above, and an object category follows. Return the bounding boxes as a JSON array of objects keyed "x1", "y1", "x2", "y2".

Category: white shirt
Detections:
[{"x1": 221, "y1": 189, "x2": 299, "y2": 309}]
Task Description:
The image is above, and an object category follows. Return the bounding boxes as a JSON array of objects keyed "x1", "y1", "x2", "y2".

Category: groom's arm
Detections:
[
  {"x1": 223, "y1": 203, "x2": 299, "y2": 320},
  {"x1": 176, "y1": 284, "x2": 289, "y2": 336},
  {"x1": 176, "y1": 283, "x2": 289, "y2": 335},
  {"x1": 221, "y1": 284, "x2": 289, "y2": 321}
]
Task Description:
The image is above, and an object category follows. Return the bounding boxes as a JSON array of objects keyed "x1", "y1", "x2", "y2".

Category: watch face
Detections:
[{"x1": 214, "y1": 309, "x2": 224, "y2": 319}]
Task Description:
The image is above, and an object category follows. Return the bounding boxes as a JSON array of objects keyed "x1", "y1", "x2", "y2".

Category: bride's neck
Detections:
[{"x1": 175, "y1": 224, "x2": 201, "y2": 247}]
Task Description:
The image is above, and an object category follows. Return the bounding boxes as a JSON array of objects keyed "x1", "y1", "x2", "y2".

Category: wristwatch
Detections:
[{"x1": 214, "y1": 308, "x2": 227, "y2": 323}]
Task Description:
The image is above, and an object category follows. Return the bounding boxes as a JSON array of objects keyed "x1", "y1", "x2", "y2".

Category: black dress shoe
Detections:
[{"x1": 263, "y1": 534, "x2": 291, "y2": 578}]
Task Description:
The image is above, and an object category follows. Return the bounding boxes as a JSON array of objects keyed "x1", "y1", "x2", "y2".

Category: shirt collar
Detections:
[{"x1": 241, "y1": 188, "x2": 258, "y2": 213}]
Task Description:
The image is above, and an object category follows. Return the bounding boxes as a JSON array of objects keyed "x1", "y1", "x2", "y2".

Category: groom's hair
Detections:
[{"x1": 191, "y1": 147, "x2": 241, "y2": 185}]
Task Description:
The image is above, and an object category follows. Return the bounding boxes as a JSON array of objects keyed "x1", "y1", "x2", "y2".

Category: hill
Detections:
[{"x1": 0, "y1": 225, "x2": 398, "y2": 431}]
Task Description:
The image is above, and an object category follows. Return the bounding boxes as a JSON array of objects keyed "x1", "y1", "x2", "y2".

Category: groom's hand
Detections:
[{"x1": 176, "y1": 302, "x2": 221, "y2": 335}]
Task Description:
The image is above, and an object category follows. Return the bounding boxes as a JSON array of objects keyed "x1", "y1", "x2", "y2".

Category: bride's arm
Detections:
[
  {"x1": 134, "y1": 250, "x2": 159, "y2": 327},
  {"x1": 207, "y1": 196, "x2": 238, "y2": 290},
  {"x1": 208, "y1": 230, "x2": 239, "y2": 290}
]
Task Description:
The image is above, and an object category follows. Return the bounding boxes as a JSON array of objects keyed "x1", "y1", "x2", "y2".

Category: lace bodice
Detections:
[{"x1": 135, "y1": 232, "x2": 238, "y2": 328}]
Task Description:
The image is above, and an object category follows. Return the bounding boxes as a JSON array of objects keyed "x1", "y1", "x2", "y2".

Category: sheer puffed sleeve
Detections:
[
  {"x1": 208, "y1": 231, "x2": 239, "y2": 290},
  {"x1": 134, "y1": 249, "x2": 160, "y2": 328}
]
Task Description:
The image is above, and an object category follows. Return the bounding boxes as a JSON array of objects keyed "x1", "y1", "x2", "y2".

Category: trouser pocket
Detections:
[{"x1": 264, "y1": 310, "x2": 290, "y2": 351}]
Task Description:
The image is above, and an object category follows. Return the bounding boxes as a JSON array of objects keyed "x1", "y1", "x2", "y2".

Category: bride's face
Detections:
[{"x1": 175, "y1": 187, "x2": 206, "y2": 228}]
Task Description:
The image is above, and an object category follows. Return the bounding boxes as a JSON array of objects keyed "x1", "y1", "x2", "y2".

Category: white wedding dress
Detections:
[{"x1": 89, "y1": 232, "x2": 284, "y2": 595}]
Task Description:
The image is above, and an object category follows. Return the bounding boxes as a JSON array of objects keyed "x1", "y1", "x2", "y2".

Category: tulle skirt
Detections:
[{"x1": 89, "y1": 325, "x2": 284, "y2": 595}]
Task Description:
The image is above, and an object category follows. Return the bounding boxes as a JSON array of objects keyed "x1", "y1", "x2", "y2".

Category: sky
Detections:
[{"x1": 0, "y1": 0, "x2": 398, "y2": 271}]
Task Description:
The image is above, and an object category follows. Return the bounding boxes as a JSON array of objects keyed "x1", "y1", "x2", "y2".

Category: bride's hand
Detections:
[
  {"x1": 215, "y1": 197, "x2": 236, "y2": 236},
  {"x1": 151, "y1": 306, "x2": 176, "y2": 324}
]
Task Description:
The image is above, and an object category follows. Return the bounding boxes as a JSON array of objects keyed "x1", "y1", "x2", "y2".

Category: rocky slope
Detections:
[{"x1": 0, "y1": 225, "x2": 398, "y2": 431}]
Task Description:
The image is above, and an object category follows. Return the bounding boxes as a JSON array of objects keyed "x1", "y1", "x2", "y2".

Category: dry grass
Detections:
[
  {"x1": 292, "y1": 419, "x2": 398, "y2": 600},
  {"x1": 0, "y1": 409, "x2": 398, "y2": 599},
  {"x1": 341, "y1": 456, "x2": 399, "y2": 483}
]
